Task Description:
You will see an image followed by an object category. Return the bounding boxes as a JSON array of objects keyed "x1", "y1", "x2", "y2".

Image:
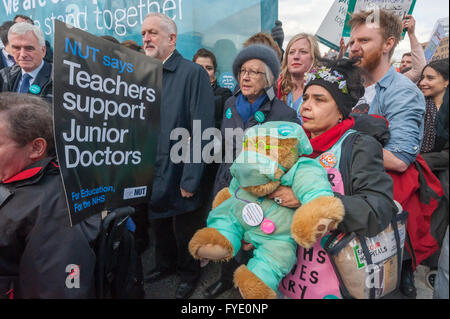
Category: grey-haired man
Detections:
[
  {"x1": 142, "y1": 13, "x2": 215, "y2": 299},
  {"x1": 0, "y1": 22, "x2": 52, "y2": 103}
]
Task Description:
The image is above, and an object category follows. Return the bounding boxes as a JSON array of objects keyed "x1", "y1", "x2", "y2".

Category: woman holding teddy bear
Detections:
[
  {"x1": 277, "y1": 58, "x2": 398, "y2": 299},
  {"x1": 205, "y1": 44, "x2": 397, "y2": 298},
  {"x1": 205, "y1": 57, "x2": 398, "y2": 299}
]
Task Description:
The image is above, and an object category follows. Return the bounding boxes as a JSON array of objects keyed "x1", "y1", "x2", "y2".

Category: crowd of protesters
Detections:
[{"x1": 0, "y1": 9, "x2": 448, "y2": 300}]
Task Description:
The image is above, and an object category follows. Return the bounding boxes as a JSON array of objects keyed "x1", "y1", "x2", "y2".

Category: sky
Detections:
[{"x1": 279, "y1": 0, "x2": 449, "y2": 61}]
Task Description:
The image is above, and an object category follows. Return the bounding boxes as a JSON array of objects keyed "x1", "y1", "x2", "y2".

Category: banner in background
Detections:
[
  {"x1": 53, "y1": 19, "x2": 162, "y2": 225},
  {"x1": 424, "y1": 20, "x2": 447, "y2": 62},
  {"x1": 316, "y1": 0, "x2": 350, "y2": 51},
  {"x1": 342, "y1": 0, "x2": 416, "y2": 38},
  {"x1": 1, "y1": 0, "x2": 278, "y2": 91}
]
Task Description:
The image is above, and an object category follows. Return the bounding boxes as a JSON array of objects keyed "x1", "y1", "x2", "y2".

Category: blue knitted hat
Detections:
[{"x1": 232, "y1": 44, "x2": 280, "y2": 81}]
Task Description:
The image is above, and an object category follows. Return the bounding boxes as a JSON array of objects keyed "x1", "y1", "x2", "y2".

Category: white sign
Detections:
[
  {"x1": 316, "y1": 0, "x2": 350, "y2": 51},
  {"x1": 424, "y1": 21, "x2": 447, "y2": 62}
]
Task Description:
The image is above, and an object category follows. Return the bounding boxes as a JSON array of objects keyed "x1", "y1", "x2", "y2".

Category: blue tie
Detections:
[{"x1": 18, "y1": 73, "x2": 31, "y2": 93}]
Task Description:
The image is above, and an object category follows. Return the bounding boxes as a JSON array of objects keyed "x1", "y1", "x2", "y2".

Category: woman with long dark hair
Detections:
[{"x1": 418, "y1": 59, "x2": 449, "y2": 154}]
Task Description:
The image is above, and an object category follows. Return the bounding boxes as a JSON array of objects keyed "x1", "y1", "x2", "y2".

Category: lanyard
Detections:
[
  {"x1": 234, "y1": 186, "x2": 253, "y2": 204},
  {"x1": 290, "y1": 90, "x2": 303, "y2": 116}
]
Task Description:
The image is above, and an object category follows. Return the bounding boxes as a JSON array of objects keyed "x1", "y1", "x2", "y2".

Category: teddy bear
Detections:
[{"x1": 189, "y1": 121, "x2": 345, "y2": 299}]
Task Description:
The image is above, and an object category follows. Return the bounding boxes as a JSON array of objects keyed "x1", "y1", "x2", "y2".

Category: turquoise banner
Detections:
[{"x1": 1, "y1": 0, "x2": 278, "y2": 90}]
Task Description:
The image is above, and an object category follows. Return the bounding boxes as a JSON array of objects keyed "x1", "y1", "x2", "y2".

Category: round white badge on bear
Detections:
[{"x1": 242, "y1": 203, "x2": 264, "y2": 226}]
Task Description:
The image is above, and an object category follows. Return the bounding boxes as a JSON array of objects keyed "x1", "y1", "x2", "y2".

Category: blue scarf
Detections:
[{"x1": 236, "y1": 92, "x2": 268, "y2": 123}]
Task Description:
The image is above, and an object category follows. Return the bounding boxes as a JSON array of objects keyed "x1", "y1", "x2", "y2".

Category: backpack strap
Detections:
[
  {"x1": 339, "y1": 132, "x2": 359, "y2": 196},
  {"x1": 391, "y1": 215, "x2": 403, "y2": 292}
]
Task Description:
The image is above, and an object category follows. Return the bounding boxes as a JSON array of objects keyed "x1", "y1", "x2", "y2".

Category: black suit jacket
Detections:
[{"x1": 0, "y1": 61, "x2": 53, "y2": 103}]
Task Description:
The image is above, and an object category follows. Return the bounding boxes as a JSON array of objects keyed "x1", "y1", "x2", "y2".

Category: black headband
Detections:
[{"x1": 304, "y1": 78, "x2": 355, "y2": 119}]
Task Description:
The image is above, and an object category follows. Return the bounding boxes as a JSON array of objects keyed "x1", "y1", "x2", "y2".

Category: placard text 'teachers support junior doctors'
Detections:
[{"x1": 61, "y1": 37, "x2": 157, "y2": 169}]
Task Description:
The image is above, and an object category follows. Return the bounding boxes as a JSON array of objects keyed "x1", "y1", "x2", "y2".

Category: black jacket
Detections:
[
  {"x1": 202, "y1": 82, "x2": 233, "y2": 204},
  {"x1": 335, "y1": 131, "x2": 397, "y2": 237},
  {"x1": 212, "y1": 81, "x2": 232, "y2": 129},
  {"x1": 148, "y1": 50, "x2": 215, "y2": 218},
  {"x1": 0, "y1": 158, "x2": 100, "y2": 298},
  {"x1": 0, "y1": 61, "x2": 53, "y2": 103},
  {"x1": 0, "y1": 52, "x2": 7, "y2": 70},
  {"x1": 213, "y1": 88, "x2": 301, "y2": 197}
]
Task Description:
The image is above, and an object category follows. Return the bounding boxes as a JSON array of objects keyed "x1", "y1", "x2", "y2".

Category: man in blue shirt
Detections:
[
  {"x1": 348, "y1": 9, "x2": 425, "y2": 173},
  {"x1": 348, "y1": 9, "x2": 426, "y2": 299}
]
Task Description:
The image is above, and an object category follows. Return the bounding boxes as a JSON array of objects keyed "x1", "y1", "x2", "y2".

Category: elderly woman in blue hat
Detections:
[
  {"x1": 204, "y1": 44, "x2": 300, "y2": 298},
  {"x1": 213, "y1": 44, "x2": 300, "y2": 197}
]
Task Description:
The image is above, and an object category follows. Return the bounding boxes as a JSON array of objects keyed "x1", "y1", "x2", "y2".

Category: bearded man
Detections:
[
  {"x1": 349, "y1": 9, "x2": 429, "y2": 300},
  {"x1": 349, "y1": 9, "x2": 425, "y2": 173}
]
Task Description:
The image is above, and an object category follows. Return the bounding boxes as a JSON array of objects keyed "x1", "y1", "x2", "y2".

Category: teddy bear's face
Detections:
[{"x1": 241, "y1": 136, "x2": 299, "y2": 197}]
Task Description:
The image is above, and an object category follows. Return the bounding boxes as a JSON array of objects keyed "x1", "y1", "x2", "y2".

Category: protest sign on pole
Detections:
[
  {"x1": 53, "y1": 19, "x2": 162, "y2": 226},
  {"x1": 316, "y1": 0, "x2": 350, "y2": 51},
  {"x1": 424, "y1": 20, "x2": 447, "y2": 62},
  {"x1": 342, "y1": 0, "x2": 416, "y2": 38}
]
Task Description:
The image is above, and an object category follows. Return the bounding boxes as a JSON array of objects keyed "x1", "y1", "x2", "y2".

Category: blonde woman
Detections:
[{"x1": 277, "y1": 33, "x2": 321, "y2": 122}]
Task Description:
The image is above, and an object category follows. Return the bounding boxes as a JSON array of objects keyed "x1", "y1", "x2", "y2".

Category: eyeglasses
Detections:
[
  {"x1": 239, "y1": 68, "x2": 265, "y2": 79},
  {"x1": 243, "y1": 138, "x2": 296, "y2": 153},
  {"x1": 244, "y1": 138, "x2": 280, "y2": 151}
]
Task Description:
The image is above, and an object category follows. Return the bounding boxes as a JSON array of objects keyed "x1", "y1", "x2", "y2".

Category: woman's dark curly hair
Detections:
[
  {"x1": 305, "y1": 57, "x2": 367, "y2": 117},
  {"x1": 320, "y1": 57, "x2": 366, "y2": 103}
]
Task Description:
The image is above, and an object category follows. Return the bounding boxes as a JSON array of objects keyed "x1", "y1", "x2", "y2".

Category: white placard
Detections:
[
  {"x1": 424, "y1": 20, "x2": 447, "y2": 62},
  {"x1": 316, "y1": 0, "x2": 350, "y2": 51}
]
